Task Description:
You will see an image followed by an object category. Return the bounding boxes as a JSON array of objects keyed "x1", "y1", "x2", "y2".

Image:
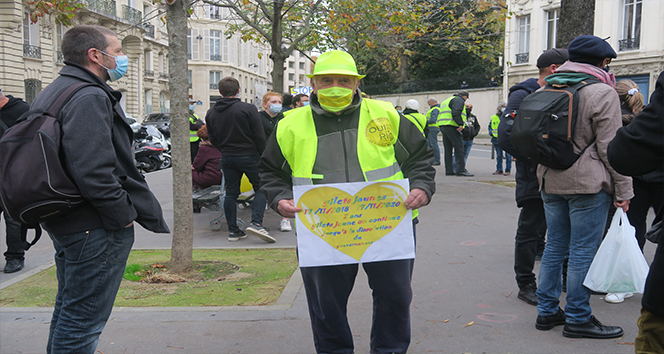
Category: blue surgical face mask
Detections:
[
  {"x1": 98, "y1": 50, "x2": 128, "y2": 82},
  {"x1": 269, "y1": 104, "x2": 282, "y2": 114},
  {"x1": 501, "y1": 107, "x2": 506, "y2": 112},
  {"x1": 303, "y1": 101, "x2": 310, "y2": 106},
  {"x1": 189, "y1": 105, "x2": 196, "y2": 111}
]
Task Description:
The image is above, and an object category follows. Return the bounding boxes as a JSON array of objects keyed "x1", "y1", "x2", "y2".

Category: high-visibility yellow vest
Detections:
[
  {"x1": 490, "y1": 114, "x2": 500, "y2": 138},
  {"x1": 404, "y1": 112, "x2": 427, "y2": 136},
  {"x1": 425, "y1": 105, "x2": 440, "y2": 128},
  {"x1": 276, "y1": 98, "x2": 418, "y2": 218},
  {"x1": 437, "y1": 96, "x2": 467, "y2": 128},
  {"x1": 189, "y1": 114, "x2": 200, "y2": 142}
]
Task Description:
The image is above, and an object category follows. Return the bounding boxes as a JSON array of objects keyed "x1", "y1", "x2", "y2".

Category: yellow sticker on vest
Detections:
[{"x1": 365, "y1": 117, "x2": 394, "y2": 147}]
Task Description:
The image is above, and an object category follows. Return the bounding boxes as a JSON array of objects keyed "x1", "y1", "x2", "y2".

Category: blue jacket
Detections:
[{"x1": 497, "y1": 78, "x2": 541, "y2": 206}]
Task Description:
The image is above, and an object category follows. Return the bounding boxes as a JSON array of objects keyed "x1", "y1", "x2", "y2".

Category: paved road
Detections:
[{"x1": 1, "y1": 140, "x2": 656, "y2": 354}]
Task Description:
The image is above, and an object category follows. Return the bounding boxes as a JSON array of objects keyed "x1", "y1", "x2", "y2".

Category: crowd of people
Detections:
[{"x1": 1, "y1": 25, "x2": 662, "y2": 354}]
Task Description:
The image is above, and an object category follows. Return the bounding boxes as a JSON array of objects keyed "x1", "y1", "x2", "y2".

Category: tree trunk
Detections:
[
  {"x1": 399, "y1": 52, "x2": 409, "y2": 82},
  {"x1": 556, "y1": 0, "x2": 595, "y2": 49},
  {"x1": 270, "y1": 0, "x2": 286, "y2": 93},
  {"x1": 167, "y1": 0, "x2": 194, "y2": 274}
]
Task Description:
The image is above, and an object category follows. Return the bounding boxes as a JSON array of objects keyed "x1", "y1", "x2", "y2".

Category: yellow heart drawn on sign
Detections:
[{"x1": 297, "y1": 182, "x2": 409, "y2": 260}]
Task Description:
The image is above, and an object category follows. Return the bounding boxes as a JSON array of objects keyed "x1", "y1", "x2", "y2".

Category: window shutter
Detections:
[
  {"x1": 192, "y1": 29, "x2": 200, "y2": 60},
  {"x1": 30, "y1": 21, "x2": 40, "y2": 46},
  {"x1": 222, "y1": 36, "x2": 228, "y2": 62},
  {"x1": 204, "y1": 3, "x2": 210, "y2": 19}
]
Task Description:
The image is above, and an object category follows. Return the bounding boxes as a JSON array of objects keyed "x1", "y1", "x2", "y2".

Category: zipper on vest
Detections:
[{"x1": 338, "y1": 117, "x2": 350, "y2": 182}]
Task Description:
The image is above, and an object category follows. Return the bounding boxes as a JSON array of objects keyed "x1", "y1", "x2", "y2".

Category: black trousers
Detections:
[
  {"x1": 628, "y1": 178, "x2": 664, "y2": 250},
  {"x1": 514, "y1": 198, "x2": 547, "y2": 288},
  {"x1": 2, "y1": 211, "x2": 24, "y2": 261},
  {"x1": 190, "y1": 140, "x2": 199, "y2": 164},
  {"x1": 300, "y1": 225, "x2": 416, "y2": 354},
  {"x1": 440, "y1": 125, "x2": 465, "y2": 175}
]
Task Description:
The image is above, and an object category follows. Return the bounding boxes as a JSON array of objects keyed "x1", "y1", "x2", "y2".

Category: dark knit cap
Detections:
[
  {"x1": 458, "y1": 90, "x2": 469, "y2": 97},
  {"x1": 536, "y1": 48, "x2": 569, "y2": 68},
  {"x1": 568, "y1": 35, "x2": 617, "y2": 64}
]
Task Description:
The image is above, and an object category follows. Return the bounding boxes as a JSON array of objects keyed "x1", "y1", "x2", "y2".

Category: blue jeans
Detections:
[
  {"x1": 426, "y1": 126, "x2": 441, "y2": 164},
  {"x1": 47, "y1": 226, "x2": 135, "y2": 354},
  {"x1": 537, "y1": 188, "x2": 611, "y2": 324},
  {"x1": 220, "y1": 154, "x2": 267, "y2": 232},
  {"x1": 491, "y1": 137, "x2": 512, "y2": 172}
]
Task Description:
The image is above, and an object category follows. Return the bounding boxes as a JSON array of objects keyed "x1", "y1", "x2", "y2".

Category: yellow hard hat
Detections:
[{"x1": 306, "y1": 50, "x2": 366, "y2": 79}]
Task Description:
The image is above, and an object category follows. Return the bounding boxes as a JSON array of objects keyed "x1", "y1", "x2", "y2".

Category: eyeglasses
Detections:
[{"x1": 605, "y1": 58, "x2": 612, "y2": 65}]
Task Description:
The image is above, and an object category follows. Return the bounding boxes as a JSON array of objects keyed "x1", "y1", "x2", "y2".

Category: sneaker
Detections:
[
  {"x1": 504, "y1": 171, "x2": 511, "y2": 176},
  {"x1": 604, "y1": 293, "x2": 633, "y2": 304},
  {"x1": 280, "y1": 218, "x2": 292, "y2": 232},
  {"x1": 3, "y1": 259, "x2": 24, "y2": 273},
  {"x1": 228, "y1": 230, "x2": 247, "y2": 242},
  {"x1": 492, "y1": 170, "x2": 503, "y2": 175},
  {"x1": 246, "y1": 223, "x2": 276, "y2": 243}
]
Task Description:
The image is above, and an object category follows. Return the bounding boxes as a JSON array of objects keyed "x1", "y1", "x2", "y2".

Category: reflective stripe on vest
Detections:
[
  {"x1": 276, "y1": 99, "x2": 418, "y2": 218},
  {"x1": 425, "y1": 106, "x2": 440, "y2": 127},
  {"x1": 404, "y1": 112, "x2": 427, "y2": 136},
  {"x1": 189, "y1": 114, "x2": 200, "y2": 142},
  {"x1": 437, "y1": 96, "x2": 467, "y2": 127}
]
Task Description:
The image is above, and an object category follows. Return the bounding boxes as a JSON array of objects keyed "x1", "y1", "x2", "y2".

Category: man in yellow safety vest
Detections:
[
  {"x1": 259, "y1": 50, "x2": 436, "y2": 354},
  {"x1": 188, "y1": 98, "x2": 204, "y2": 163},
  {"x1": 439, "y1": 91, "x2": 472, "y2": 176}
]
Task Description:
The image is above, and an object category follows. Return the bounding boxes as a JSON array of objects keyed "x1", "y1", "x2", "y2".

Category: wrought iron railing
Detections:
[
  {"x1": 210, "y1": 83, "x2": 218, "y2": 90},
  {"x1": 619, "y1": 38, "x2": 640, "y2": 51},
  {"x1": 23, "y1": 44, "x2": 41, "y2": 59},
  {"x1": 122, "y1": 5, "x2": 142, "y2": 24},
  {"x1": 159, "y1": 72, "x2": 169, "y2": 80},
  {"x1": 143, "y1": 23, "x2": 154, "y2": 38},
  {"x1": 210, "y1": 54, "x2": 221, "y2": 61},
  {"x1": 144, "y1": 69, "x2": 154, "y2": 77},
  {"x1": 515, "y1": 52, "x2": 529, "y2": 64},
  {"x1": 84, "y1": 0, "x2": 116, "y2": 17},
  {"x1": 56, "y1": 51, "x2": 64, "y2": 63}
]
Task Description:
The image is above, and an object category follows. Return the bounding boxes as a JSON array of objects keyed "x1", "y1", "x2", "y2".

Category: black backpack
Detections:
[
  {"x1": 510, "y1": 79, "x2": 600, "y2": 170},
  {"x1": 0, "y1": 83, "x2": 94, "y2": 249}
]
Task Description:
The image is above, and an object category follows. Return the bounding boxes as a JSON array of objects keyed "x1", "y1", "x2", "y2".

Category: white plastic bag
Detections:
[{"x1": 583, "y1": 209, "x2": 650, "y2": 293}]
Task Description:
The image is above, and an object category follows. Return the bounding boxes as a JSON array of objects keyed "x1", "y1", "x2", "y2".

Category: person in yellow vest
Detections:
[
  {"x1": 259, "y1": 50, "x2": 436, "y2": 354},
  {"x1": 425, "y1": 98, "x2": 442, "y2": 165},
  {"x1": 489, "y1": 102, "x2": 511, "y2": 176},
  {"x1": 439, "y1": 91, "x2": 472, "y2": 176},
  {"x1": 403, "y1": 99, "x2": 427, "y2": 137},
  {"x1": 188, "y1": 98, "x2": 204, "y2": 163}
]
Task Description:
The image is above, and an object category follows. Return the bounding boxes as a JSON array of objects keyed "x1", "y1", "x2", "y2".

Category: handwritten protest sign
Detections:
[{"x1": 293, "y1": 179, "x2": 414, "y2": 267}]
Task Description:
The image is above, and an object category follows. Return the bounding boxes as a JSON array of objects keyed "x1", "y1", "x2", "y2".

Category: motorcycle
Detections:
[
  {"x1": 133, "y1": 125, "x2": 166, "y2": 173},
  {"x1": 134, "y1": 125, "x2": 171, "y2": 170}
]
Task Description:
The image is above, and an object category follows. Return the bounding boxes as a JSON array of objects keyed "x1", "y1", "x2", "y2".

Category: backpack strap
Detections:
[
  {"x1": 46, "y1": 82, "x2": 98, "y2": 118},
  {"x1": 20, "y1": 224, "x2": 42, "y2": 251}
]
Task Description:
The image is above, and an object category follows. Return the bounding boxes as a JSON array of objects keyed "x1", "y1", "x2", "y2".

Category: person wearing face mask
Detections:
[
  {"x1": 260, "y1": 50, "x2": 435, "y2": 354},
  {"x1": 189, "y1": 98, "x2": 205, "y2": 163},
  {"x1": 489, "y1": 102, "x2": 511, "y2": 176},
  {"x1": 28, "y1": 25, "x2": 169, "y2": 353}
]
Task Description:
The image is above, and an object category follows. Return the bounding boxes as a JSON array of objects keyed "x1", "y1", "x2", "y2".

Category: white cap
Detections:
[{"x1": 405, "y1": 99, "x2": 420, "y2": 111}]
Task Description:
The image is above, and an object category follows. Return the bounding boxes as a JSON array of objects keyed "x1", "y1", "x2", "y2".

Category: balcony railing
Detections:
[
  {"x1": 515, "y1": 52, "x2": 529, "y2": 64},
  {"x1": 122, "y1": 5, "x2": 142, "y2": 24},
  {"x1": 144, "y1": 69, "x2": 154, "y2": 77},
  {"x1": 210, "y1": 54, "x2": 221, "y2": 61},
  {"x1": 210, "y1": 83, "x2": 218, "y2": 90},
  {"x1": 159, "y1": 72, "x2": 169, "y2": 80},
  {"x1": 143, "y1": 23, "x2": 154, "y2": 38},
  {"x1": 84, "y1": 0, "x2": 116, "y2": 17},
  {"x1": 23, "y1": 44, "x2": 41, "y2": 59},
  {"x1": 56, "y1": 51, "x2": 64, "y2": 64},
  {"x1": 619, "y1": 37, "x2": 640, "y2": 51}
]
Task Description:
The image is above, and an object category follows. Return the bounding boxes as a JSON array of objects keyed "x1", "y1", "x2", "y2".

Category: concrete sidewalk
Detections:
[{"x1": 0, "y1": 147, "x2": 655, "y2": 354}]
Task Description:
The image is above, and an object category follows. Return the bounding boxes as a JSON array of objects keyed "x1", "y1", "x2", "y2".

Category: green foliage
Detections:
[{"x1": 28, "y1": 0, "x2": 86, "y2": 25}]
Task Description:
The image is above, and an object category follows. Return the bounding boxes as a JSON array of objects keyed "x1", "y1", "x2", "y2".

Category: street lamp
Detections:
[{"x1": 490, "y1": 3, "x2": 508, "y2": 10}]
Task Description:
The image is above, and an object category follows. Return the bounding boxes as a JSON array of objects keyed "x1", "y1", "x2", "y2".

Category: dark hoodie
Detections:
[
  {"x1": 259, "y1": 109, "x2": 284, "y2": 140},
  {"x1": 0, "y1": 95, "x2": 30, "y2": 135},
  {"x1": 205, "y1": 97, "x2": 266, "y2": 156},
  {"x1": 497, "y1": 77, "x2": 541, "y2": 206}
]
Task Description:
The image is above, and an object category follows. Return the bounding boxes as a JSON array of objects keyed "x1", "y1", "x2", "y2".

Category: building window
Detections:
[
  {"x1": 210, "y1": 71, "x2": 222, "y2": 90},
  {"x1": 620, "y1": 0, "x2": 641, "y2": 51},
  {"x1": 55, "y1": 24, "x2": 66, "y2": 63},
  {"x1": 188, "y1": 70, "x2": 192, "y2": 88},
  {"x1": 159, "y1": 92, "x2": 169, "y2": 113},
  {"x1": 516, "y1": 15, "x2": 530, "y2": 64},
  {"x1": 24, "y1": 79, "x2": 42, "y2": 104},
  {"x1": 288, "y1": 73, "x2": 295, "y2": 81},
  {"x1": 299, "y1": 62, "x2": 305, "y2": 70},
  {"x1": 144, "y1": 50, "x2": 153, "y2": 76},
  {"x1": 545, "y1": 9, "x2": 559, "y2": 50},
  {"x1": 288, "y1": 61, "x2": 294, "y2": 68},
  {"x1": 207, "y1": 4, "x2": 220, "y2": 19},
  {"x1": 210, "y1": 30, "x2": 221, "y2": 61},
  {"x1": 145, "y1": 89, "x2": 153, "y2": 114},
  {"x1": 23, "y1": 13, "x2": 41, "y2": 59}
]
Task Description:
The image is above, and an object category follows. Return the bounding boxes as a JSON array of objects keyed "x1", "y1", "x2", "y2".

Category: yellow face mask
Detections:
[{"x1": 317, "y1": 87, "x2": 354, "y2": 113}]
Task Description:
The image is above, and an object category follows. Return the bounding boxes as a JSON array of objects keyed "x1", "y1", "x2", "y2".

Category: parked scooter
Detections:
[{"x1": 132, "y1": 125, "x2": 166, "y2": 172}]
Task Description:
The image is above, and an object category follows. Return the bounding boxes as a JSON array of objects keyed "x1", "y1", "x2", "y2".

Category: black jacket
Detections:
[
  {"x1": 462, "y1": 113, "x2": 480, "y2": 140},
  {"x1": 259, "y1": 110, "x2": 283, "y2": 140},
  {"x1": 206, "y1": 98, "x2": 266, "y2": 156},
  {"x1": 0, "y1": 95, "x2": 30, "y2": 135},
  {"x1": 449, "y1": 95, "x2": 466, "y2": 127},
  {"x1": 608, "y1": 71, "x2": 664, "y2": 318},
  {"x1": 30, "y1": 62, "x2": 169, "y2": 234},
  {"x1": 259, "y1": 92, "x2": 436, "y2": 213},
  {"x1": 498, "y1": 78, "x2": 542, "y2": 206}
]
